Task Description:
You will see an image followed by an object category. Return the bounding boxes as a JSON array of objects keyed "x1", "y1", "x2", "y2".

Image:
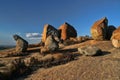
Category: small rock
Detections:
[
  {"x1": 78, "y1": 46, "x2": 102, "y2": 56},
  {"x1": 24, "y1": 57, "x2": 32, "y2": 67},
  {"x1": 53, "y1": 53, "x2": 64, "y2": 61}
]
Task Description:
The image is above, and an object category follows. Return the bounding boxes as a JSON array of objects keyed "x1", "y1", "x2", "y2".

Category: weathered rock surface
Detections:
[
  {"x1": 13, "y1": 35, "x2": 28, "y2": 53},
  {"x1": 41, "y1": 24, "x2": 61, "y2": 44},
  {"x1": 78, "y1": 46, "x2": 102, "y2": 56},
  {"x1": 111, "y1": 26, "x2": 120, "y2": 48},
  {"x1": 91, "y1": 17, "x2": 108, "y2": 40},
  {"x1": 41, "y1": 35, "x2": 59, "y2": 54},
  {"x1": 112, "y1": 26, "x2": 120, "y2": 35},
  {"x1": 58, "y1": 22, "x2": 77, "y2": 41},
  {"x1": 0, "y1": 66, "x2": 12, "y2": 80},
  {"x1": 106, "y1": 25, "x2": 116, "y2": 40},
  {"x1": 0, "y1": 58, "x2": 27, "y2": 80}
]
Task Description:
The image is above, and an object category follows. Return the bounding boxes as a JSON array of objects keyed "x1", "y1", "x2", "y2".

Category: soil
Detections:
[{"x1": 1, "y1": 40, "x2": 120, "y2": 80}]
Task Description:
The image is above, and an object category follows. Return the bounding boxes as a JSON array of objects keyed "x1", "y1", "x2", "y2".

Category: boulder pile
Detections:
[{"x1": 91, "y1": 17, "x2": 117, "y2": 41}]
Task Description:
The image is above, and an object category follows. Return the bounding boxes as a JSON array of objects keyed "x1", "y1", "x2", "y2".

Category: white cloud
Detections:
[
  {"x1": 26, "y1": 33, "x2": 42, "y2": 39},
  {"x1": 15, "y1": 32, "x2": 21, "y2": 35}
]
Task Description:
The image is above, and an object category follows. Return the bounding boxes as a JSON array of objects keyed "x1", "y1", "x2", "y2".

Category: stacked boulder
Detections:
[
  {"x1": 41, "y1": 24, "x2": 61, "y2": 44},
  {"x1": 13, "y1": 34, "x2": 28, "y2": 53},
  {"x1": 58, "y1": 22, "x2": 77, "y2": 41},
  {"x1": 106, "y1": 25, "x2": 116, "y2": 40},
  {"x1": 40, "y1": 24, "x2": 60, "y2": 54},
  {"x1": 111, "y1": 26, "x2": 120, "y2": 48},
  {"x1": 91, "y1": 17, "x2": 108, "y2": 40},
  {"x1": 41, "y1": 35, "x2": 59, "y2": 54},
  {"x1": 40, "y1": 23, "x2": 77, "y2": 54}
]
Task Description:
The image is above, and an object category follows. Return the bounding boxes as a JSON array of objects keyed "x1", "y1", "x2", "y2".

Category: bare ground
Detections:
[{"x1": 1, "y1": 40, "x2": 120, "y2": 80}]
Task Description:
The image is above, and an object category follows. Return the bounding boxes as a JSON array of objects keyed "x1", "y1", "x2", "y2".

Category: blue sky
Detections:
[{"x1": 0, "y1": 0, "x2": 120, "y2": 45}]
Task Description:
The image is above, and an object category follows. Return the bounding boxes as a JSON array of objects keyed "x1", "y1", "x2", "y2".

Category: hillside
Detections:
[
  {"x1": 17, "y1": 40, "x2": 120, "y2": 80},
  {"x1": 0, "y1": 40, "x2": 120, "y2": 80}
]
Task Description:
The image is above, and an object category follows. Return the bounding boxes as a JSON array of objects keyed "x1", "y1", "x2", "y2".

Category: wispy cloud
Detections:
[
  {"x1": 26, "y1": 33, "x2": 41, "y2": 39},
  {"x1": 15, "y1": 32, "x2": 21, "y2": 35}
]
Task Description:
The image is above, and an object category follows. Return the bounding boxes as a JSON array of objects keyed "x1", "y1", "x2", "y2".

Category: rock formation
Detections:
[
  {"x1": 13, "y1": 34, "x2": 28, "y2": 53},
  {"x1": 111, "y1": 26, "x2": 120, "y2": 48},
  {"x1": 41, "y1": 24, "x2": 61, "y2": 44},
  {"x1": 41, "y1": 35, "x2": 59, "y2": 54},
  {"x1": 90, "y1": 17, "x2": 108, "y2": 40},
  {"x1": 0, "y1": 58, "x2": 27, "y2": 80},
  {"x1": 112, "y1": 26, "x2": 120, "y2": 35},
  {"x1": 78, "y1": 46, "x2": 102, "y2": 56},
  {"x1": 58, "y1": 22, "x2": 77, "y2": 41},
  {"x1": 106, "y1": 25, "x2": 116, "y2": 40}
]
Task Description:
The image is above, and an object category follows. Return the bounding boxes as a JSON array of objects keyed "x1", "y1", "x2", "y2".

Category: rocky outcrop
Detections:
[
  {"x1": 106, "y1": 25, "x2": 116, "y2": 40},
  {"x1": 112, "y1": 26, "x2": 120, "y2": 35},
  {"x1": 41, "y1": 24, "x2": 61, "y2": 44},
  {"x1": 13, "y1": 34, "x2": 28, "y2": 53},
  {"x1": 0, "y1": 58, "x2": 27, "y2": 80},
  {"x1": 78, "y1": 46, "x2": 102, "y2": 56},
  {"x1": 58, "y1": 22, "x2": 77, "y2": 41},
  {"x1": 111, "y1": 26, "x2": 120, "y2": 48},
  {"x1": 41, "y1": 35, "x2": 59, "y2": 54},
  {"x1": 91, "y1": 17, "x2": 108, "y2": 40}
]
